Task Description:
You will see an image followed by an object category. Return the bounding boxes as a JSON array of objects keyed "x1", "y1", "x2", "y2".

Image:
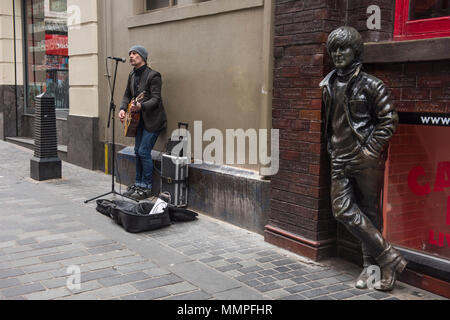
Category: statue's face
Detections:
[{"x1": 331, "y1": 46, "x2": 355, "y2": 69}]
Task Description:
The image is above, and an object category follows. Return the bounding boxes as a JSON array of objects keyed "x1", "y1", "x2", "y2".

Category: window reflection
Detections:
[
  {"x1": 409, "y1": 0, "x2": 450, "y2": 20},
  {"x1": 25, "y1": 0, "x2": 69, "y2": 114}
]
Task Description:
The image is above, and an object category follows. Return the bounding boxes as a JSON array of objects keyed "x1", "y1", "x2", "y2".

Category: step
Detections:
[{"x1": 5, "y1": 137, "x2": 68, "y2": 162}]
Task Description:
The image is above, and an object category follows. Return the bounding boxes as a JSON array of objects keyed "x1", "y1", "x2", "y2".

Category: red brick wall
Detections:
[{"x1": 268, "y1": 0, "x2": 348, "y2": 259}]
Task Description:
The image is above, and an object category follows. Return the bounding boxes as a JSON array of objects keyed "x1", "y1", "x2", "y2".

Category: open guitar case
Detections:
[{"x1": 95, "y1": 192, "x2": 197, "y2": 233}]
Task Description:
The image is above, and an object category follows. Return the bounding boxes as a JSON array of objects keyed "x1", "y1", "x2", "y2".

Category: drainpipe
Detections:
[{"x1": 13, "y1": 0, "x2": 18, "y2": 137}]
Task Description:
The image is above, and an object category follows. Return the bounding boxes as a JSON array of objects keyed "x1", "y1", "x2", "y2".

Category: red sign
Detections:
[{"x1": 45, "y1": 34, "x2": 68, "y2": 56}]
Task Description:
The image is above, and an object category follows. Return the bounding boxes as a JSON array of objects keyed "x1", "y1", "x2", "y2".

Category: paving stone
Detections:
[
  {"x1": 305, "y1": 281, "x2": 325, "y2": 289},
  {"x1": 132, "y1": 274, "x2": 183, "y2": 291},
  {"x1": 30, "y1": 240, "x2": 72, "y2": 250},
  {"x1": 243, "y1": 279, "x2": 263, "y2": 288},
  {"x1": 95, "y1": 284, "x2": 137, "y2": 299},
  {"x1": 98, "y1": 272, "x2": 149, "y2": 287},
  {"x1": 81, "y1": 268, "x2": 121, "y2": 283},
  {"x1": 273, "y1": 273, "x2": 292, "y2": 281},
  {"x1": 256, "y1": 256, "x2": 274, "y2": 263},
  {"x1": 24, "y1": 287, "x2": 72, "y2": 300},
  {"x1": 274, "y1": 279, "x2": 297, "y2": 287},
  {"x1": 17, "y1": 271, "x2": 54, "y2": 284},
  {"x1": 289, "y1": 269, "x2": 309, "y2": 277},
  {"x1": 255, "y1": 250, "x2": 276, "y2": 257},
  {"x1": 301, "y1": 288, "x2": 330, "y2": 299},
  {"x1": 0, "y1": 268, "x2": 25, "y2": 279},
  {"x1": 291, "y1": 276, "x2": 310, "y2": 284},
  {"x1": 42, "y1": 277, "x2": 68, "y2": 289},
  {"x1": 326, "y1": 283, "x2": 352, "y2": 293},
  {"x1": 264, "y1": 288, "x2": 291, "y2": 300},
  {"x1": 39, "y1": 250, "x2": 90, "y2": 263},
  {"x1": 83, "y1": 240, "x2": 115, "y2": 248},
  {"x1": 225, "y1": 258, "x2": 242, "y2": 264},
  {"x1": 216, "y1": 263, "x2": 243, "y2": 272},
  {"x1": 0, "y1": 278, "x2": 21, "y2": 289},
  {"x1": 1, "y1": 283, "x2": 46, "y2": 298},
  {"x1": 115, "y1": 261, "x2": 157, "y2": 274},
  {"x1": 274, "y1": 266, "x2": 290, "y2": 273},
  {"x1": 271, "y1": 259, "x2": 296, "y2": 267},
  {"x1": 121, "y1": 288, "x2": 171, "y2": 300},
  {"x1": 67, "y1": 280, "x2": 102, "y2": 295},
  {"x1": 285, "y1": 284, "x2": 312, "y2": 294},
  {"x1": 238, "y1": 266, "x2": 263, "y2": 274},
  {"x1": 318, "y1": 277, "x2": 343, "y2": 286},
  {"x1": 368, "y1": 291, "x2": 391, "y2": 300},
  {"x1": 254, "y1": 283, "x2": 282, "y2": 293},
  {"x1": 199, "y1": 256, "x2": 224, "y2": 263},
  {"x1": 279, "y1": 294, "x2": 307, "y2": 300},
  {"x1": 258, "y1": 276, "x2": 277, "y2": 284},
  {"x1": 330, "y1": 291, "x2": 355, "y2": 299},
  {"x1": 235, "y1": 272, "x2": 260, "y2": 282},
  {"x1": 143, "y1": 268, "x2": 172, "y2": 277},
  {"x1": 164, "y1": 282, "x2": 199, "y2": 295},
  {"x1": 259, "y1": 269, "x2": 278, "y2": 276}
]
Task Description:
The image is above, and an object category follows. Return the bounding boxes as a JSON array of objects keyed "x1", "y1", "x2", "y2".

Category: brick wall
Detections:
[{"x1": 266, "y1": 0, "x2": 349, "y2": 261}]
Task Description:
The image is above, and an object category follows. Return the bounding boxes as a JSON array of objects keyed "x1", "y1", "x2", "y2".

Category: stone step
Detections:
[{"x1": 5, "y1": 137, "x2": 68, "y2": 162}]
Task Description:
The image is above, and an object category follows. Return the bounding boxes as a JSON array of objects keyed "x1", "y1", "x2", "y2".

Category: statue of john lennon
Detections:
[{"x1": 320, "y1": 26, "x2": 407, "y2": 291}]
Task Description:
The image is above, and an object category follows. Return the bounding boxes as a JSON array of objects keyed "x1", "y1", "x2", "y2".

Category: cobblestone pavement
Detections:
[{"x1": 0, "y1": 141, "x2": 446, "y2": 300}]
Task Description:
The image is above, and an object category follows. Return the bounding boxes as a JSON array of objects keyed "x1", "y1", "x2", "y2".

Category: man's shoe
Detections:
[
  {"x1": 131, "y1": 187, "x2": 151, "y2": 200},
  {"x1": 123, "y1": 184, "x2": 138, "y2": 197}
]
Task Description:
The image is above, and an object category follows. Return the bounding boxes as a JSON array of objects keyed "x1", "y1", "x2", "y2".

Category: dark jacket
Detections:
[
  {"x1": 120, "y1": 65, "x2": 167, "y2": 133},
  {"x1": 319, "y1": 66, "x2": 398, "y2": 159}
]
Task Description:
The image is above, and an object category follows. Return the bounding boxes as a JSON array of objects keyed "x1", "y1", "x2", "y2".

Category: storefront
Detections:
[{"x1": 22, "y1": 0, "x2": 69, "y2": 117}]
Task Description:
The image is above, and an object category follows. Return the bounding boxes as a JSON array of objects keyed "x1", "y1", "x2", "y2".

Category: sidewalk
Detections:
[{"x1": 0, "y1": 140, "x2": 446, "y2": 300}]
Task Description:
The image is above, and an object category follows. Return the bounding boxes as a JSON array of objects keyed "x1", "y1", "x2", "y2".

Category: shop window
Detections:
[
  {"x1": 394, "y1": 0, "x2": 450, "y2": 40},
  {"x1": 383, "y1": 123, "x2": 450, "y2": 261},
  {"x1": 146, "y1": 0, "x2": 177, "y2": 10},
  {"x1": 145, "y1": 0, "x2": 211, "y2": 11},
  {"x1": 24, "y1": 0, "x2": 69, "y2": 115}
]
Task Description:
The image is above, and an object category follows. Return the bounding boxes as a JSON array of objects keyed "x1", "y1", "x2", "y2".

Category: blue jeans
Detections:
[{"x1": 134, "y1": 125, "x2": 160, "y2": 189}]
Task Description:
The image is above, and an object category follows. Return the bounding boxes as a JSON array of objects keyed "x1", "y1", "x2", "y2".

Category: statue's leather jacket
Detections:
[{"x1": 320, "y1": 65, "x2": 399, "y2": 159}]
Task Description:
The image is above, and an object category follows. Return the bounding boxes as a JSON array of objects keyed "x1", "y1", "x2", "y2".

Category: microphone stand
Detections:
[{"x1": 85, "y1": 58, "x2": 138, "y2": 203}]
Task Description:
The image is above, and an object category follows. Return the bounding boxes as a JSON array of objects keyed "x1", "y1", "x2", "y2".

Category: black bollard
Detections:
[{"x1": 30, "y1": 92, "x2": 61, "y2": 181}]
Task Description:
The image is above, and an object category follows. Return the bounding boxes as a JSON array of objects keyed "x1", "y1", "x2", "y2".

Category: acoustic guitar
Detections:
[{"x1": 124, "y1": 92, "x2": 145, "y2": 137}]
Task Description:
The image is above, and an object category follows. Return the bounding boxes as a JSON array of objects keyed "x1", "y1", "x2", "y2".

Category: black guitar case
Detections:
[
  {"x1": 96, "y1": 199, "x2": 171, "y2": 233},
  {"x1": 95, "y1": 197, "x2": 198, "y2": 233}
]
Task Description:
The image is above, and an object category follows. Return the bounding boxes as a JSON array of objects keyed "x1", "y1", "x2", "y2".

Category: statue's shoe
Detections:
[{"x1": 376, "y1": 256, "x2": 408, "y2": 291}]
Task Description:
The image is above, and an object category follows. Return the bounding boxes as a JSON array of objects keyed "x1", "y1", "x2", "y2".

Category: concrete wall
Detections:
[
  {"x1": 99, "y1": 0, "x2": 273, "y2": 171},
  {"x1": 66, "y1": 0, "x2": 101, "y2": 169}
]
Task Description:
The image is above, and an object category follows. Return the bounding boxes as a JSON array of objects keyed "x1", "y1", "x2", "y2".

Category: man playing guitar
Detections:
[{"x1": 119, "y1": 45, "x2": 167, "y2": 200}]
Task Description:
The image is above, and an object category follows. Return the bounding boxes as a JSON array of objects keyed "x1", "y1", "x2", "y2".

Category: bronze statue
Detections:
[{"x1": 320, "y1": 26, "x2": 407, "y2": 291}]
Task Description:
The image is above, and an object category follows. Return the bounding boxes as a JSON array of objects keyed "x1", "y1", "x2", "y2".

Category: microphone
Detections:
[{"x1": 108, "y1": 56, "x2": 126, "y2": 63}]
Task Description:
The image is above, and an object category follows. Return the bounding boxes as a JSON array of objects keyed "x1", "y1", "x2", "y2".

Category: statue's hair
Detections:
[{"x1": 326, "y1": 26, "x2": 363, "y2": 61}]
